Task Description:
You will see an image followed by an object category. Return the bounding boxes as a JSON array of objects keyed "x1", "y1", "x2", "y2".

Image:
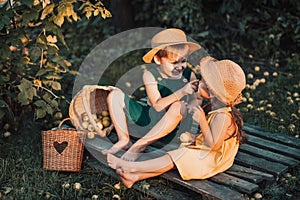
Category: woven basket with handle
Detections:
[
  {"x1": 42, "y1": 118, "x2": 86, "y2": 172},
  {"x1": 69, "y1": 85, "x2": 116, "y2": 137}
]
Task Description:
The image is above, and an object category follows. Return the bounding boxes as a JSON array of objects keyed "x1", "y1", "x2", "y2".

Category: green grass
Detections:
[
  {"x1": 0, "y1": 128, "x2": 154, "y2": 200},
  {"x1": 239, "y1": 57, "x2": 300, "y2": 137}
]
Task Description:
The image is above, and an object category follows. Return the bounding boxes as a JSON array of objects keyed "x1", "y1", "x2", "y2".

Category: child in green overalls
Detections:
[{"x1": 103, "y1": 28, "x2": 202, "y2": 161}]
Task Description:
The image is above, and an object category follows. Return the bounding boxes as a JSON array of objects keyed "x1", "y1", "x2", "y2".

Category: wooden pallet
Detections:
[{"x1": 85, "y1": 124, "x2": 300, "y2": 200}]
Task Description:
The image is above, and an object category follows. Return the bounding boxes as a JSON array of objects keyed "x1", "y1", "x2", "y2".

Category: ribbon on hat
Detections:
[{"x1": 228, "y1": 93, "x2": 243, "y2": 107}]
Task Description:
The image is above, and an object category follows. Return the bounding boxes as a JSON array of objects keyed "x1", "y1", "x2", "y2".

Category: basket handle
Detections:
[
  {"x1": 82, "y1": 86, "x2": 106, "y2": 137},
  {"x1": 58, "y1": 118, "x2": 72, "y2": 129}
]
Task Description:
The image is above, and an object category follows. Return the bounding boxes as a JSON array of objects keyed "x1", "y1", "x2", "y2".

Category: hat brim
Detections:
[
  {"x1": 200, "y1": 61, "x2": 227, "y2": 105},
  {"x1": 143, "y1": 42, "x2": 201, "y2": 63}
]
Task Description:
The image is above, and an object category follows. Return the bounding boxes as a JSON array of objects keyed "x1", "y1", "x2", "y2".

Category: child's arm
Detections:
[
  {"x1": 192, "y1": 106, "x2": 231, "y2": 150},
  {"x1": 143, "y1": 70, "x2": 197, "y2": 112}
]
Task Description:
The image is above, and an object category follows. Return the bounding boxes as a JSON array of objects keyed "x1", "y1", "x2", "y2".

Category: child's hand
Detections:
[
  {"x1": 181, "y1": 80, "x2": 199, "y2": 95},
  {"x1": 191, "y1": 80, "x2": 199, "y2": 92},
  {"x1": 192, "y1": 105, "x2": 206, "y2": 123}
]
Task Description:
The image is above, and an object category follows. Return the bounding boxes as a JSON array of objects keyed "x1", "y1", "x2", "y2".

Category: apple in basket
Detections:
[
  {"x1": 81, "y1": 111, "x2": 111, "y2": 139},
  {"x1": 87, "y1": 132, "x2": 96, "y2": 139}
]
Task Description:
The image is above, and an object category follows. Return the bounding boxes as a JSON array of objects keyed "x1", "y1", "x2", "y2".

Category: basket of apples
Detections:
[{"x1": 69, "y1": 85, "x2": 115, "y2": 139}]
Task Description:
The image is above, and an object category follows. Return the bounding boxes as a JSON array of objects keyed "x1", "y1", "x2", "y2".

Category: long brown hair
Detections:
[
  {"x1": 203, "y1": 101, "x2": 247, "y2": 144},
  {"x1": 230, "y1": 106, "x2": 247, "y2": 144}
]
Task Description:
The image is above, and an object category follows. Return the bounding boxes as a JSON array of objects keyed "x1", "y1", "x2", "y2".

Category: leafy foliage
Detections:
[
  {"x1": 132, "y1": 0, "x2": 299, "y2": 63},
  {"x1": 0, "y1": 0, "x2": 111, "y2": 131}
]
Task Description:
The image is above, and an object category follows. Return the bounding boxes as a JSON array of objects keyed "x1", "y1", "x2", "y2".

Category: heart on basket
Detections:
[{"x1": 53, "y1": 141, "x2": 68, "y2": 154}]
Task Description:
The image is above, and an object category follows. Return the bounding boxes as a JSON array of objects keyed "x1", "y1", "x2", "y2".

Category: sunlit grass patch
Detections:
[{"x1": 239, "y1": 58, "x2": 300, "y2": 136}]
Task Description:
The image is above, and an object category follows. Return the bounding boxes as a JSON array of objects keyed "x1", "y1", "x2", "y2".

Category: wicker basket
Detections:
[
  {"x1": 69, "y1": 85, "x2": 115, "y2": 137},
  {"x1": 42, "y1": 118, "x2": 86, "y2": 172}
]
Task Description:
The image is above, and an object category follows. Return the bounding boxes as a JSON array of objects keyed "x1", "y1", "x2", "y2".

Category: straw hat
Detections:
[
  {"x1": 143, "y1": 28, "x2": 201, "y2": 63},
  {"x1": 200, "y1": 59, "x2": 246, "y2": 106}
]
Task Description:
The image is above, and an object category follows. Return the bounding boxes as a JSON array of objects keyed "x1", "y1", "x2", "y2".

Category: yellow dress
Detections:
[{"x1": 167, "y1": 107, "x2": 239, "y2": 180}]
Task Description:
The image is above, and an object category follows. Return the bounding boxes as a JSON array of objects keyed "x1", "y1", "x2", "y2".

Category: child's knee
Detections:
[
  {"x1": 169, "y1": 101, "x2": 185, "y2": 116},
  {"x1": 108, "y1": 89, "x2": 125, "y2": 106}
]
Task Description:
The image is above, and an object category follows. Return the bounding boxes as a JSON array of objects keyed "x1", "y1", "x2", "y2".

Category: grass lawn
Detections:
[{"x1": 0, "y1": 125, "x2": 155, "y2": 200}]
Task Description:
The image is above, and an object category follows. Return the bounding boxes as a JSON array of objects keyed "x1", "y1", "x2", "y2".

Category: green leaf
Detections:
[
  {"x1": 17, "y1": 78, "x2": 32, "y2": 92},
  {"x1": 45, "y1": 104, "x2": 53, "y2": 115},
  {"x1": 30, "y1": 47, "x2": 41, "y2": 62},
  {"x1": 197, "y1": 31, "x2": 209, "y2": 37},
  {"x1": 17, "y1": 78, "x2": 37, "y2": 105},
  {"x1": 37, "y1": 35, "x2": 47, "y2": 46},
  {"x1": 51, "y1": 99, "x2": 59, "y2": 109},
  {"x1": 42, "y1": 93, "x2": 51, "y2": 102},
  {"x1": 34, "y1": 99, "x2": 53, "y2": 116},
  {"x1": 51, "y1": 81, "x2": 61, "y2": 90},
  {"x1": 46, "y1": 45, "x2": 58, "y2": 55},
  {"x1": 34, "y1": 99, "x2": 47, "y2": 107},
  {"x1": 36, "y1": 68, "x2": 52, "y2": 76},
  {"x1": 53, "y1": 55, "x2": 67, "y2": 68},
  {"x1": 36, "y1": 108, "x2": 46, "y2": 119},
  {"x1": 22, "y1": 10, "x2": 39, "y2": 24},
  {"x1": 17, "y1": 93, "x2": 30, "y2": 105}
]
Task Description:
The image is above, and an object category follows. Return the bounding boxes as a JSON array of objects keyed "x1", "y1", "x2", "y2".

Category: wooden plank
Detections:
[
  {"x1": 243, "y1": 124, "x2": 300, "y2": 148},
  {"x1": 246, "y1": 134, "x2": 300, "y2": 160},
  {"x1": 239, "y1": 144, "x2": 300, "y2": 167},
  {"x1": 162, "y1": 170, "x2": 246, "y2": 200},
  {"x1": 234, "y1": 152, "x2": 288, "y2": 176},
  {"x1": 209, "y1": 173, "x2": 259, "y2": 194},
  {"x1": 86, "y1": 135, "x2": 113, "y2": 152},
  {"x1": 86, "y1": 137, "x2": 247, "y2": 199},
  {"x1": 84, "y1": 129, "x2": 295, "y2": 199},
  {"x1": 226, "y1": 164, "x2": 274, "y2": 183},
  {"x1": 87, "y1": 155, "x2": 197, "y2": 200}
]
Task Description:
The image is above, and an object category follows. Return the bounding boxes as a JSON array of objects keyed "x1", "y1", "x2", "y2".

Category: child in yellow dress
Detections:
[
  {"x1": 103, "y1": 28, "x2": 202, "y2": 161},
  {"x1": 107, "y1": 59, "x2": 247, "y2": 188}
]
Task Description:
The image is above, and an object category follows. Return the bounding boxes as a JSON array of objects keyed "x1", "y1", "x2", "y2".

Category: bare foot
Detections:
[
  {"x1": 121, "y1": 144, "x2": 146, "y2": 162},
  {"x1": 102, "y1": 140, "x2": 132, "y2": 155},
  {"x1": 116, "y1": 168, "x2": 138, "y2": 188},
  {"x1": 107, "y1": 153, "x2": 119, "y2": 170},
  {"x1": 107, "y1": 153, "x2": 135, "y2": 173}
]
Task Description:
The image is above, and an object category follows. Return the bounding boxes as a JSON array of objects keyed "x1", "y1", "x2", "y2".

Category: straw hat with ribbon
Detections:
[
  {"x1": 200, "y1": 59, "x2": 246, "y2": 106},
  {"x1": 143, "y1": 28, "x2": 201, "y2": 63}
]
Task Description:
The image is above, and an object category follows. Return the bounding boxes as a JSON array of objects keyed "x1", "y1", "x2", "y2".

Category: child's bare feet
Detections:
[
  {"x1": 102, "y1": 140, "x2": 132, "y2": 155},
  {"x1": 107, "y1": 153, "x2": 136, "y2": 173},
  {"x1": 107, "y1": 153, "x2": 119, "y2": 170},
  {"x1": 116, "y1": 168, "x2": 138, "y2": 188},
  {"x1": 121, "y1": 144, "x2": 146, "y2": 161}
]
